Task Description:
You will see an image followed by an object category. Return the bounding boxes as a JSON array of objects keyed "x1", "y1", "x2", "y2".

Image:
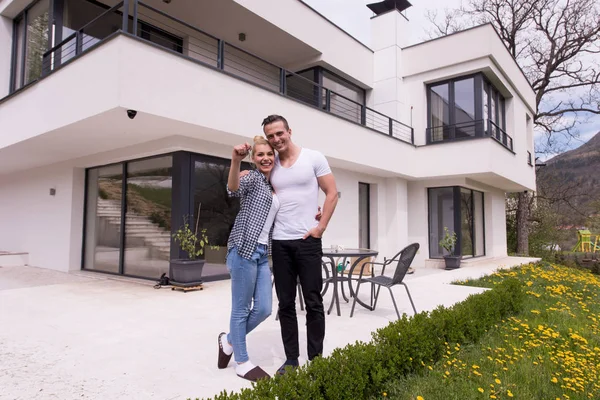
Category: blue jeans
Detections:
[{"x1": 226, "y1": 245, "x2": 272, "y2": 363}]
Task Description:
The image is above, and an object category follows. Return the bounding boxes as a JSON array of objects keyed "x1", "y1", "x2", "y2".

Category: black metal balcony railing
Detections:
[
  {"x1": 39, "y1": 0, "x2": 414, "y2": 145},
  {"x1": 426, "y1": 119, "x2": 514, "y2": 151}
]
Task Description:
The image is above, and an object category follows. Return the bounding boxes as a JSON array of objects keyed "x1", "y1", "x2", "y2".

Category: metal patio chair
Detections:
[{"x1": 350, "y1": 243, "x2": 419, "y2": 319}]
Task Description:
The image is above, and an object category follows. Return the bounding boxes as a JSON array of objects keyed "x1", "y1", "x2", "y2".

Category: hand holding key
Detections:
[{"x1": 232, "y1": 143, "x2": 251, "y2": 162}]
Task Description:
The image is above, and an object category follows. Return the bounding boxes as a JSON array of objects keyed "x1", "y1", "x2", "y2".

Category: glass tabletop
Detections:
[{"x1": 322, "y1": 248, "x2": 378, "y2": 257}]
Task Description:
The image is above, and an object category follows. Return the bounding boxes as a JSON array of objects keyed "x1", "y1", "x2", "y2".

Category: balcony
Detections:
[
  {"x1": 27, "y1": 0, "x2": 413, "y2": 145},
  {"x1": 426, "y1": 119, "x2": 514, "y2": 152}
]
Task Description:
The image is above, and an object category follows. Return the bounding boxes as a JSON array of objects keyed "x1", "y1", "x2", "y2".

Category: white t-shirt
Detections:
[
  {"x1": 257, "y1": 194, "x2": 280, "y2": 245},
  {"x1": 270, "y1": 148, "x2": 332, "y2": 240}
]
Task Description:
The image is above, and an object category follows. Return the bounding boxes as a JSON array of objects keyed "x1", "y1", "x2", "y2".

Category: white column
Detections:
[
  {"x1": 377, "y1": 177, "x2": 408, "y2": 257},
  {"x1": 485, "y1": 190, "x2": 508, "y2": 257},
  {"x1": 371, "y1": 10, "x2": 410, "y2": 123}
]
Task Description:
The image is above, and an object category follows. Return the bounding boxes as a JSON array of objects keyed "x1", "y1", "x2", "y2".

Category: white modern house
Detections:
[{"x1": 0, "y1": 0, "x2": 536, "y2": 281}]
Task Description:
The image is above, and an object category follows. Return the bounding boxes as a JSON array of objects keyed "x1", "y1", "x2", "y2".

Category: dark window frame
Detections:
[
  {"x1": 139, "y1": 20, "x2": 183, "y2": 53},
  {"x1": 82, "y1": 150, "x2": 251, "y2": 282},
  {"x1": 82, "y1": 151, "x2": 176, "y2": 281},
  {"x1": 426, "y1": 72, "x2": 506, "y2": 144},
  {"x1": 293, "y1": 66, "x2": 366, "y2": 105},
  {"x1": 10, "y1": 0, "x2": 49, "y2": 93},
  {"x1": 9, "y1": 0, "x2": 184, "y2": 94},
  {"x1": 427, "y1": 186, "x2": 486, "y2": 259},
  {"x1": 358, "y1": 182, "x2": 371, "y2": 249}
]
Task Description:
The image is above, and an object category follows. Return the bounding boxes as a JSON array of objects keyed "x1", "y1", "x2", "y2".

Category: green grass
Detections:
[{"x1": 379, "y1": 263, "x2": 600, "y2": 400}]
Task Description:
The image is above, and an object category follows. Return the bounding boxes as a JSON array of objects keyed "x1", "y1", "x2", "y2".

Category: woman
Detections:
[{"x1": 217, "y1": 136, "x2": 278, "y2": 382}]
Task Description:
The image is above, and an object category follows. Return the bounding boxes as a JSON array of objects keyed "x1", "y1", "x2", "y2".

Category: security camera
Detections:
[{"x1": 127, "y1": 109, "x2": 137, "y2": 119}]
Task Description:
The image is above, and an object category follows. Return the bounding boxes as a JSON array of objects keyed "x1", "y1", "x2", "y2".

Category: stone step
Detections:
[
  {"x1": 100, "y1": 215, "x2": 149, "y2": 221},
  {"x1": 122, "y1": 226, "x2": 169, "y2": 232},
  {"x1": 126, "y1": 232, "x2": 171, "y2": 238},
  {"x1": 102, "y1": 215, "x2": 149, "y2": 220}
]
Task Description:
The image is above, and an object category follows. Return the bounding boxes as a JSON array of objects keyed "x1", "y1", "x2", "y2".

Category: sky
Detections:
[{"x1": 302, "y1": 0, "x2": 600, "y2": 155}]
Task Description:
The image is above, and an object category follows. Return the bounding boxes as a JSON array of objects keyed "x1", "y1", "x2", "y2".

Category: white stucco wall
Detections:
[
  {"x1": 371, "y1": 10, "x2": 409, "y2": 123},
  {"x1": 0, "y1": 163, "x2": 85, "y2": 271},
  {"x1": 0, "y1": 15, "x2": 11, "y2": 98}
]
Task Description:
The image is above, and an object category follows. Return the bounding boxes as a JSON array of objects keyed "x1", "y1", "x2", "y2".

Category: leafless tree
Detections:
[{"x1": 427, "y1": 0, "x2": 600, "y2": 255}]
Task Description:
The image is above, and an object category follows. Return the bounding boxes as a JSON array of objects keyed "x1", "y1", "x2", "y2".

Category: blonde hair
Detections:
[{"x1": 250, "y1": 135, "x2": 274, "y2": 158}]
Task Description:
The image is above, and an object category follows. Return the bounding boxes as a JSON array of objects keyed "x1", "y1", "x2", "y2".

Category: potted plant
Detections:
[
  {"x1": 439, "y1": 227, "x2": 461, "y2": 270},
  {"x1": 170, "y1": 215, "x2": 211, "y2": 284}
]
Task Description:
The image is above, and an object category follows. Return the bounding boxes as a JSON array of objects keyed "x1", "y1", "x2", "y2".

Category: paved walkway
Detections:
[{"x1": 0, "y1": 256, "x2": 538, "y2": 400}]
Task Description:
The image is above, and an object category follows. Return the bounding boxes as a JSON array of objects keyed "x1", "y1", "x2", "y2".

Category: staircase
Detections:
[{"x1": 97, "y1": 198, "x2": 171, "y2": 260}]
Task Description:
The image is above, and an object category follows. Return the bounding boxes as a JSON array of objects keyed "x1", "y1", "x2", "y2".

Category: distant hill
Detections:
[{"x1": 538, "y1": 132, "x2": 600, "y2": 224}]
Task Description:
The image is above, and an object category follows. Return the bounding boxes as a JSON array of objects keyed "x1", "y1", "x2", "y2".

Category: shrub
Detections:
[{"x1": 202, "y1": 278, "x2": 524, "y2": 400}]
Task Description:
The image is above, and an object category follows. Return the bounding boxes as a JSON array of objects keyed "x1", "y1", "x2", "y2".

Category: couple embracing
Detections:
[{"x1": 217, "y1": 115, "x2": 338, "y2": 381}]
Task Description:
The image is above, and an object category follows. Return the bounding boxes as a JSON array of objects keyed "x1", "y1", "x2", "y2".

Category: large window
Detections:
[
  {"x1": 427, "y1": 74, "x2": 509, "y2": 149},
  {"x1": 428, "y1": 187, "x2": 485, "y2": 259},
  {"x1": 84, "y1": 164, "x2": 124, "y2": 274},
  {"x1": 10, "y1": 0, "x2": 185, "y2": 91},
  {"x1": 191, "y1": 155, "x2": 249, "y2": 280},
  {"x1": 286, "y1": 67, "x2": 366, "y2": 123},
  {"x1": 123, "y1": 156, "x2": 173, "y2": 278},
  {"x1": 11, "y1": 0, "x2": 50, "y2": 91},
  {"x1": 83, "y1": 152, "x2": 247, "y2": 281},
  {"x1": 84, "y1": 155, "x2": 173, "y2": 279}
]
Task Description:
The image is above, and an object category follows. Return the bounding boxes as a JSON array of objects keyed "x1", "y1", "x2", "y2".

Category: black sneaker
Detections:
[{"x1": 276, "y1": 359, "x2": 299, "y2": 376}]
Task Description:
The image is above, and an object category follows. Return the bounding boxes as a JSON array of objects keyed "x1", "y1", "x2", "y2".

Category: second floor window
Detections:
[{"x1": 427, "y1": 73, "x2": 508, "y2": 147}]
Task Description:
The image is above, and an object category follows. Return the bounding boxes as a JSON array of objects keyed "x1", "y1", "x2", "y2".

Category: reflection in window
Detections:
[
  {"x1": 23, "y1": 0, "x2": 49, "y2": 86},
  {"x1": 454, "y1": 78, "x2": 475, "y2": 138},
  {"x1": 358, "y1": 183, "x2": 370, "y2": 249},
  {"x1": 84, "y1": 164, "x2": 123, "y2": 274},
  {"x1": 483, "y1": 84, "x2": 489, "y2": 133},
  {"x1": 192, "y1": 158, "x2": 246, "y2": 279},
  {"x1": 427, "y1": 74, "x2": 508, "y2": 144},
  {"x1": 323, "y1": 71, "x2": 363, "y2": 123},
  {"x1": 428, "y1": 187, "x2": 455, "y2": 258},
  {"x1": 428, "y1": 187, "x2": 485, "y2": 259},
  {"x1": 12, "y1": 17, "x2": 25, "y2": 90},
  {"x1": 60, "y1": 0, "x2": 121, "y2": 64},
  {"x1": 460, "y1": 188, "x2": 473, "y2": 257},
  {"x1": 473, "y1": 191, "x2": 485, "y2": 256},
  {"x1": 430, "y1": 83, "x2": 450, "y2": 141},
  {"x1": 123, "y1": 156, "x2": 173, "y2": 278}
]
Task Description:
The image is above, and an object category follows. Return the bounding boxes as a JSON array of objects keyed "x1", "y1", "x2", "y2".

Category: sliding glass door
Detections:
[
  {"x1": 123, "y1": 156, "x2": 173, "y2": 278},
  {"x1": 428, "y1": 187, "x2": 485, "y2": 259},
  {"x1": 84, "y1": 155, "x2": 173, "y2": 279},
  {"x1": 84, "y1": 164, "x2": 123, "y2": 273}
]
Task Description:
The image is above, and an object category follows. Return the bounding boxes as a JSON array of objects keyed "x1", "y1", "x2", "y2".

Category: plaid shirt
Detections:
[{"x1": 227, "y1": 169, "x2": 274, "y2": 259}]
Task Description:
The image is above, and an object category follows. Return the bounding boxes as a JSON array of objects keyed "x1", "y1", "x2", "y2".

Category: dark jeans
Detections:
[{"x1": 272, "y1": 236, "x2": 325, "y2": 361}]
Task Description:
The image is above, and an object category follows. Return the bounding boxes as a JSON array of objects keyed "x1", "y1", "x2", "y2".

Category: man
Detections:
[{"x1": 261, "y1": 114, "x2": 338, "y2": 375}]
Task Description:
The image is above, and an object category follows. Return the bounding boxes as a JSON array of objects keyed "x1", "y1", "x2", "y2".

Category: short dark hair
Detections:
[{"x1": 261, "y1": 114, "x2": 289, "y2": 131}]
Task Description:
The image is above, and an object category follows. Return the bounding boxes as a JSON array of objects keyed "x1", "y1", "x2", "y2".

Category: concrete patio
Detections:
[{"x1": 0, "y1": 256, "x2": 538, "y2": 400}]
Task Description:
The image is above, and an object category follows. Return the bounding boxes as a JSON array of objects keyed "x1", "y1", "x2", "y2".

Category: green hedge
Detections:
[{"x1": 204, "y1": 278, "x2": 524, "y2": 400}]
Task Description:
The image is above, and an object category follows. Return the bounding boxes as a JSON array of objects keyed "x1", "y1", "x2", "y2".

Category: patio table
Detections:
[{"x1": 322, "y1": 248, "x2": 379, "y2": 316}]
